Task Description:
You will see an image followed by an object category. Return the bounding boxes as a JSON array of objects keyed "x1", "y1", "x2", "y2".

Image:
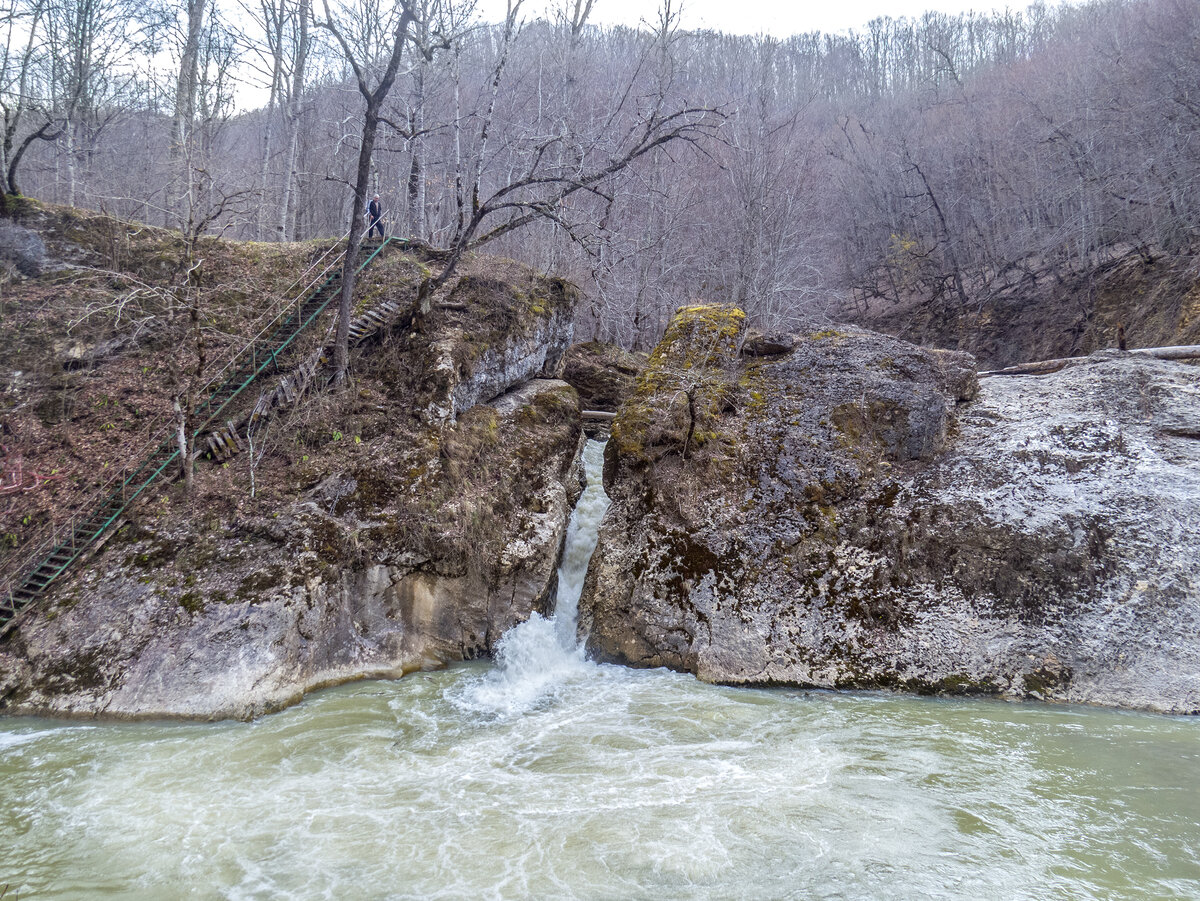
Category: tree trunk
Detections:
[
  {"x1": 257, "y1": 0, "x2": 287, "y2": 241},
  {"x1": 280, "y1": 120, "x2": 301, "y2": 240},
  {"x1": 412, "y1": 68, "x2": 426, "y2": 240},
  {"x1": 6, "y1": 122, "x2": 58, "y2": 197},
  {"x1": 278, "y1": 0, "x2": 310, "y2": 241},
  {"x1": 169, "y1": 0, "x2": 208, "y2": 224},
  {"x1": 65, "y1": 120, "x2": 76, "y2": 207},
  {"x1": 174, "y1": 397, "x2": 194, "y2": 495},
  {"x1": 257, "y1": 93, "x2": 278, "y2": 240},
  {"x1": 1, "y1": 0, "x2": 45, "y2": 198},
  {"x1": 405, "y1": 130, "x2": 420, "y2": 237},
  {"x1": 452, "y1": 52, "x2": 464, "y2": 235},
  {"x1": 324, "y1": 0, "x2": 416, "y2": 382},
  {"x1": 981, "y1": 345, "x2": 1200, "y2": 377},
  {"x1": 332, "y1": 110, "x2": 379, "y2": 379}
]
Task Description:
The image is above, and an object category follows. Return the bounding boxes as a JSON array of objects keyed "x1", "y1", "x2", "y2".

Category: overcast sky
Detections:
[{"x1": 477, "y1": 0, "x2": 1057, "y2": 36}]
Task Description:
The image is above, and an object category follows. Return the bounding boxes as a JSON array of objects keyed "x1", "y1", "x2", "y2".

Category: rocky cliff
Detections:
[
  {"x1": 561, "y1": 341, "x2": 647, "y2": 411},
  {"x1": 579, "y1": 305, "x2": 1200, "y2": 714},
  {"x1": 847, "y1": 248, "x2": 1200, "y2": 370},
  {"x1": 0, "y1": 378, "x2": 582, "y2": 721},
  {"x1": 0, "y1": 207, "x2": 585, "y2": 720}
]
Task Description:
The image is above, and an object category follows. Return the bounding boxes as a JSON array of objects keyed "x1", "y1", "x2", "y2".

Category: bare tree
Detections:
[
  {"x1": 169, "y1": 0, "x2": 209, "y2": 221},
  {"x1": 279, "y1": 0, "x2": 311, "y2": 240},
  {"x1": 240, "y1": 0, "x2": 313, "y2": 240},
  {"x1": 318, "y1": 0, "x2": 422, "y2": 382},
  {"x1": 24, "y1": 0, "x2": 151, "y2": 208},
  {"x1": 7, "y1": 0, "x2": 1200, "y2": 354},
  {"x1": 0, "y1": 0, "x2": 50, "y2": 203}
]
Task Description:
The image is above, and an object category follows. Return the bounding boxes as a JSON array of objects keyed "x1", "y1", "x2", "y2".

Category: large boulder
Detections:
[
  {"x1": 0, "y1": 252, "x2": 586, "y2": 720},
  {"x1": 578, "y1": 305, "x2": 1200, "y2": 714},
  {"x1": 0, "y1": 379, "x2": 583, "y2": 720},
  {"x1": 561, "y1": 341, "x2": 647, "y2": 411}
]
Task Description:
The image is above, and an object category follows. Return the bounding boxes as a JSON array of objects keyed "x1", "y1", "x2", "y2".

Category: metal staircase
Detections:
[
  {"x1": 202, "y1": 268, "x2": 408, "y2": 463},
  {"x1": 0, "y1": 236, "x2": 398, "y2": 635}
]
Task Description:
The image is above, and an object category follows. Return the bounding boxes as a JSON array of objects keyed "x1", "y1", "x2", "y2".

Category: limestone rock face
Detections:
[
  {"x1": 421, "y1": 275, "x2": 576, "y2": 424},
  {"x1": 0, "y1": 379, "x2": 583, "y2": 720},
  {"x1": 561, "y1": 341, "x2": 647, "y2": 411},
  {"x1": 0, "y1": 250, "x2": 587, "y2": 721},
  {"x1": 0, "y1": 222, "x2": 46, "y2": 276},
  {"x1": 578, "y1": 306, "x2": 1200, "y2": 714}
]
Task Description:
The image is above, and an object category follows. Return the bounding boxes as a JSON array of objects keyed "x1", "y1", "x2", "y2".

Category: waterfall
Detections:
[
  {"x1": 453, "y1": 438, "x2": 610, "y2": 716},
  {"x1": 551, "y1": 439, "x2": 610, "y2": 648}
]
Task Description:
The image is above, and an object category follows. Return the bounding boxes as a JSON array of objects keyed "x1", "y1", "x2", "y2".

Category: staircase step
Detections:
[{"x1": 4, "y1": 241, "x2": 396, "y2": 622}]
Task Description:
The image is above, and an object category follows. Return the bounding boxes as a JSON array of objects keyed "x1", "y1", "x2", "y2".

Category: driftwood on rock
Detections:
[{"x1": 980, "y1": 345, "x2": 1200, "y2": 377}]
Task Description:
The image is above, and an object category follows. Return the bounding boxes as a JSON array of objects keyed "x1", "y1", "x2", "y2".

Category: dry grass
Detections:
[{"x1": 0, "y1": 201, "x2": 350, "y2": 549}]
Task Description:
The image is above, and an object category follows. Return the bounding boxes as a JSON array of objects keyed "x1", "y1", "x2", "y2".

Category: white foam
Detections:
[
  {"x1": 452, "y1": 439, "x2": 610, "y2": 719},
  {"x1": 453, "y1": 613, "x2": 591, "y2": 717},
  {"x1": 0, "y1": 730, "x2": 47, "y2": 751}
]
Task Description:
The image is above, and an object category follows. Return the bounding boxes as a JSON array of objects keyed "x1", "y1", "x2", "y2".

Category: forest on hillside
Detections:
[{"x1": 2, "y1": 0, "x2": 1198, "y2": 347}]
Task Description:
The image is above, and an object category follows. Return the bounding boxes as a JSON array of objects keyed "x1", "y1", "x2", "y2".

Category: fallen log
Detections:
[
  {"x1": 582, "y1": 410, "x2": 616, "y2": 421},
  {"x1": 980, "y1": 345, "x2": 1200, "y2": 377}
]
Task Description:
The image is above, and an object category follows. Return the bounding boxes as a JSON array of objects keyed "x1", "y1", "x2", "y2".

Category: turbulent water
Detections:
[{"x1": 2, "y1": 441, "x2": 1199, "y2": 900}]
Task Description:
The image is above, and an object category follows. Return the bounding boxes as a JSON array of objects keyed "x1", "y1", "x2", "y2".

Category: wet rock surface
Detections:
[{"x1": 579, "y1": 306, "x2": 1200, "y2": 714}]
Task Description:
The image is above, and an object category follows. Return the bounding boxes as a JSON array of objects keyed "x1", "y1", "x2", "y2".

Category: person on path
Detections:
[{"x1": 366, "y1": 194, "x2": 384, "y2": 239}]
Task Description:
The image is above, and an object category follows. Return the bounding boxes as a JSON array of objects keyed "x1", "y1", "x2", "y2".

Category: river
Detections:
[{"x1": 1, "y1": 441, "x2": 1198, "y2": 899}]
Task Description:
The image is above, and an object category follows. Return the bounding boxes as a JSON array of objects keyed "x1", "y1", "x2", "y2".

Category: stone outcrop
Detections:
[
  {"x1": 0, "y1": 379, "x2": 583, "y2": 720},
  {"x1": 561, "y1": 341, "x2": 647, "y2": 411},
  {"x1": 0, "y1": 222, "x2": 46, "y2": 276},
  {"x1": 740, "y1": 331, "x2": 795, "y2": 357},
  {"x1": 0, "y1": 248, "x2": 585, "y2": 720},
  {"x1": 421, "y1": 275, "x2": 576, "y2": 424},
  {"x1": 579, "y1": 305, "x2": 1200, "y2": 714}
]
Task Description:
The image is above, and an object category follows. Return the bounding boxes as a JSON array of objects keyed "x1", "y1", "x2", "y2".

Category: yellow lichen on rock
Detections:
[{"x1": 610, "y1": 305, "x2": 748, "y2": 467}]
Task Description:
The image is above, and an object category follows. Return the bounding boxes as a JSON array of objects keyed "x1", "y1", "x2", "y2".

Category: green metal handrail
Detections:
[{"x1": 0, "y1": 236, "x2": 396, "y2": 631}]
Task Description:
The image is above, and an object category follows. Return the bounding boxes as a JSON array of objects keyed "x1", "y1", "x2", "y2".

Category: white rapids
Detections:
[{"x1": 452, "y1": 438, "x2": 610, "y2": 718}]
